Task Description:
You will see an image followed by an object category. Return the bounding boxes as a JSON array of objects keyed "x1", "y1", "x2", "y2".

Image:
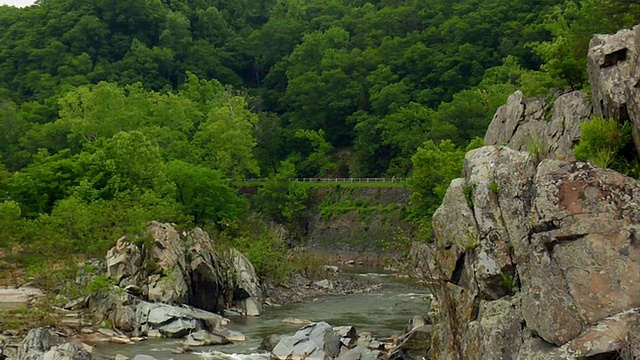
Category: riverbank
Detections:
[{"x1": 0, "y1": 267, "x2": 430, "y2": 360}]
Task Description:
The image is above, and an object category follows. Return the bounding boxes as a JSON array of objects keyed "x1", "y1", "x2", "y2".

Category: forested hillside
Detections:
[{"x1": 1, "y1": 0, "x2": 639, "y2": 278}]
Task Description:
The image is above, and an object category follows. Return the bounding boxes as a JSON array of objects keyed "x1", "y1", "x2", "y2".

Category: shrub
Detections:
[{"x1": 574, "y1": 117, "x2": 638, "y2": 177}]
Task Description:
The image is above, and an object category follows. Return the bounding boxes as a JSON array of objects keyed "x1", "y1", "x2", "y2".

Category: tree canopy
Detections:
[{"x1": 1, "y1": 0, "x2": 637, "y2": 254}]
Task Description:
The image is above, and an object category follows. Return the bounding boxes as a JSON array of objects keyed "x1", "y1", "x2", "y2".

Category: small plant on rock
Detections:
[
  {"x1": 526, "y1": 135, "x2": 548, "y2": 165},
  {"x1": 463, "y1": 185, "x2": 474, "y2": 209},
  {"x1": 461, "y1": 231, "x2": 480, "y2": 250},
  {"x1": 489, "y1": 182, "x2": 500, "y2": 194},
  {"x1": 500, "y1": 272, "x2": 516, "y2": 295}
]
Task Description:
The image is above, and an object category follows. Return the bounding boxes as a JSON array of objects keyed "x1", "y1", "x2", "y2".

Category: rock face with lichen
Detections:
[
  {"x1": 102, "y1": 222, "x2": 263, "y2": 319},
  {"x1": 484, "y1": 90, "x2": 592, "y2": 161},
  {"x1": 428, "y1": 146, "x2": 640, "y2": 359},
  {"x1": 588, "y1": 24, "x2": 640, "y2": 157},
  {"x1": 427, "y1": 24, "x2": 640, "y2": 360}
]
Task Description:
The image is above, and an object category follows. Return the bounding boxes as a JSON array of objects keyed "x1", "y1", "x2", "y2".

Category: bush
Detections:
[{"x1": 574, "y1": 117, "x2": 638, "y2": 177}]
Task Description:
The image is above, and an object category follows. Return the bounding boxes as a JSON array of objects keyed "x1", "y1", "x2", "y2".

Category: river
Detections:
[{"x1": 94, "y1": 270, "x2": 431, "y2": 360}]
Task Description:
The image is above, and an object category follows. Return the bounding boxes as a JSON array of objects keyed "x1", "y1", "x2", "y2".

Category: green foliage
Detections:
[
  {"x1": 489, "y1": 182, "x2": 500, "y2": 194},
  {"x1": 409, "y1": 140, "x2": 467, "y2": 218},
  {"x1": 1, "y1": 0, "x2": 638, "y2": 281},
  {"x1": 464, "y1": 186, "x2": 474, "y2": 209},
  {"x1": 86, "y1": 273, "x2": 115, "y2": 294},
  {"x1": 526, "y1": 135, "x2": 548, "y2": 165},
  {"x1": 0, "y1": 200, "x2": 22, "y2": 248},
  {"x1": 500, "y1": 272, "x2": 517, "y2": 295},
  {"x1": 574, "y1": 117, "x2": 637, "y2": 176},
  {"x1": 166, "y1": 160, "x2": 246, "y2": 225},
  {"x1": 230, "y1": 233, "x2": 289, "y2": 283},
  {"x1": 213, "y1": 217, "x2": 290, "y2": 283},
  {"x1": 253, "y1": 160, "x2": 309, "y2": 240},
  {"x1": 294, "y1": 129, "x2": 337, "y2": 177},
  {"x1": 194, "y1": 92, "x2": 260, "y2": 179},
  {"x1": 461, "y1": 231, "x2": 480, "y2": 250}
]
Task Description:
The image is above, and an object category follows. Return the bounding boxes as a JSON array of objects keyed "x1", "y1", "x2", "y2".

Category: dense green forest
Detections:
[{"x1": 1, "y1": 0, "x2": 639, "y2": 281}]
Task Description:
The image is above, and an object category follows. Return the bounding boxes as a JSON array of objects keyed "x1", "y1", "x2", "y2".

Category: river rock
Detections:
[
  {"x1": 259, "y1": 334, "x2": 285, "y2": 352},
  {"x1": 100, "y1": 222, "x2": 265, "y2": 325},
  {"x1": 387, "y1": 326, "x2": 431, "y2": 360},
  {"x1": 0, "y1": 287, "x2": 44, "y2": 309},
  {"x1": 406, "y1": 316, "x2": 429, "y2": 333},
  {"x1": 135, "y1": 301, "x2": 228, "y2": 338},
  {"x1": 88, "y1": 291, "x2": 139, "y2": 333},
  {"x1": 42, "y1": 342, "x2": 93, "y2": 360},
  {"x1": 313, "y1": 279, "x2": 333, "y2": 289},
  {"x1": 337, "y1": 346, "x2": 375, "y2": 360},
  {"x1": 334, "y1": 326, "x2": 357, "y2": 348},
  {"x1": 184, "y1": 227, "x2": 228, "y2": 314},
  {"x1": 212, "y1": 328, "x2": 245, "y2": 342},
  {"x1": 272, "y1": 322, "x2": 341, "y2": 360},
  {"x1": 132, "y1": 355, "x2": 157, "y2": 360},
  {"x1": 283, "y1": 318, "x2": 312, "y2": 326},
  {"x1": 15, "y1": 328, "x2": 95, "y2": 360},
  {"x1": 182, "y1": 330, "x2": 230, "y2": 347}
]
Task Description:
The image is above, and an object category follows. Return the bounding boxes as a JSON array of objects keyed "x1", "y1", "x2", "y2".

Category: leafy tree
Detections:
[
  {"x1": 408, "y1": 140, "x2": 466, "y2": 218},
  {"x1": 166, "y1": 160, "x2": 246, "y2": 224},
  {"x1": 253, "y1": 159, "x2": 309, "y2": 240},
  {"x1": 9, "y1": 149, "x2": 79, "y2": 216},
  {"x1": 254, "y1": 112, "x2": 285, "y2": 175},
  {"x1": 408, "y1": 138, "x2": 484, "y2": 239},
  {"x1": 0, "y1": 200, "x2": 23, "y2": 247},
  {"x1": 77, "y1": 130, "x2": 171, "y2": 200},
  {"x1": 294, "y1": 129, "x2": 337, "y2": 177},
  {"x1": 195, "y1": 92, "x2": 260, "y2": 178}
]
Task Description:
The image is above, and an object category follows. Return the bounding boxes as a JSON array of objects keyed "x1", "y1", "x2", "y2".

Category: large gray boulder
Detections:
[
  {"x1": 135, "y1": 301, "x2": 229, "y2": 338},
  {"x1": 272, "y1": 322, "x2": 342, "y2": 360},
  {"x1": 88, "y1": 289, "x2": 139, "y2": 332},
  {"x1": 338, "y1": 346, "x2": 375, "y2": 360},
  {"x1": 484, "y1": 90, "x2": 592, "y2": 161}
]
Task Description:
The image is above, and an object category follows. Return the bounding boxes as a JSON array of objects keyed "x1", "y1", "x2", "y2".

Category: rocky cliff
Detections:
[{"x1": 426, "y1": 25, "x2": 640, "y2": 359}]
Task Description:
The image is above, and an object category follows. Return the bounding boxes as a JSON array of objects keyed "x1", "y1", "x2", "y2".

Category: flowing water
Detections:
[{"x1": 94, "y1": 270, "x2": 430, "y2": 360}]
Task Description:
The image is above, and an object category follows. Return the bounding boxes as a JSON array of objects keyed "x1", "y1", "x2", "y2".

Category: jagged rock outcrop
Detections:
[
  {"x1": 484, "y1": 90, "x2": 592, "y2": 161},
  {"x1": 425, "y1": 24, "x2": 640, "y2": 360},
  {"x1": 102, "y1": 222, "x2": 263, "y2": 317},
  {"x1": 428, "y1": 145, "x2": 640, "y2": 359},
  {"x1": 89, "y1": 222, "x2": 263, "y2": 343},
  {"x1": 588, "y1": 24, "x2": 640, "y2": 157}
]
